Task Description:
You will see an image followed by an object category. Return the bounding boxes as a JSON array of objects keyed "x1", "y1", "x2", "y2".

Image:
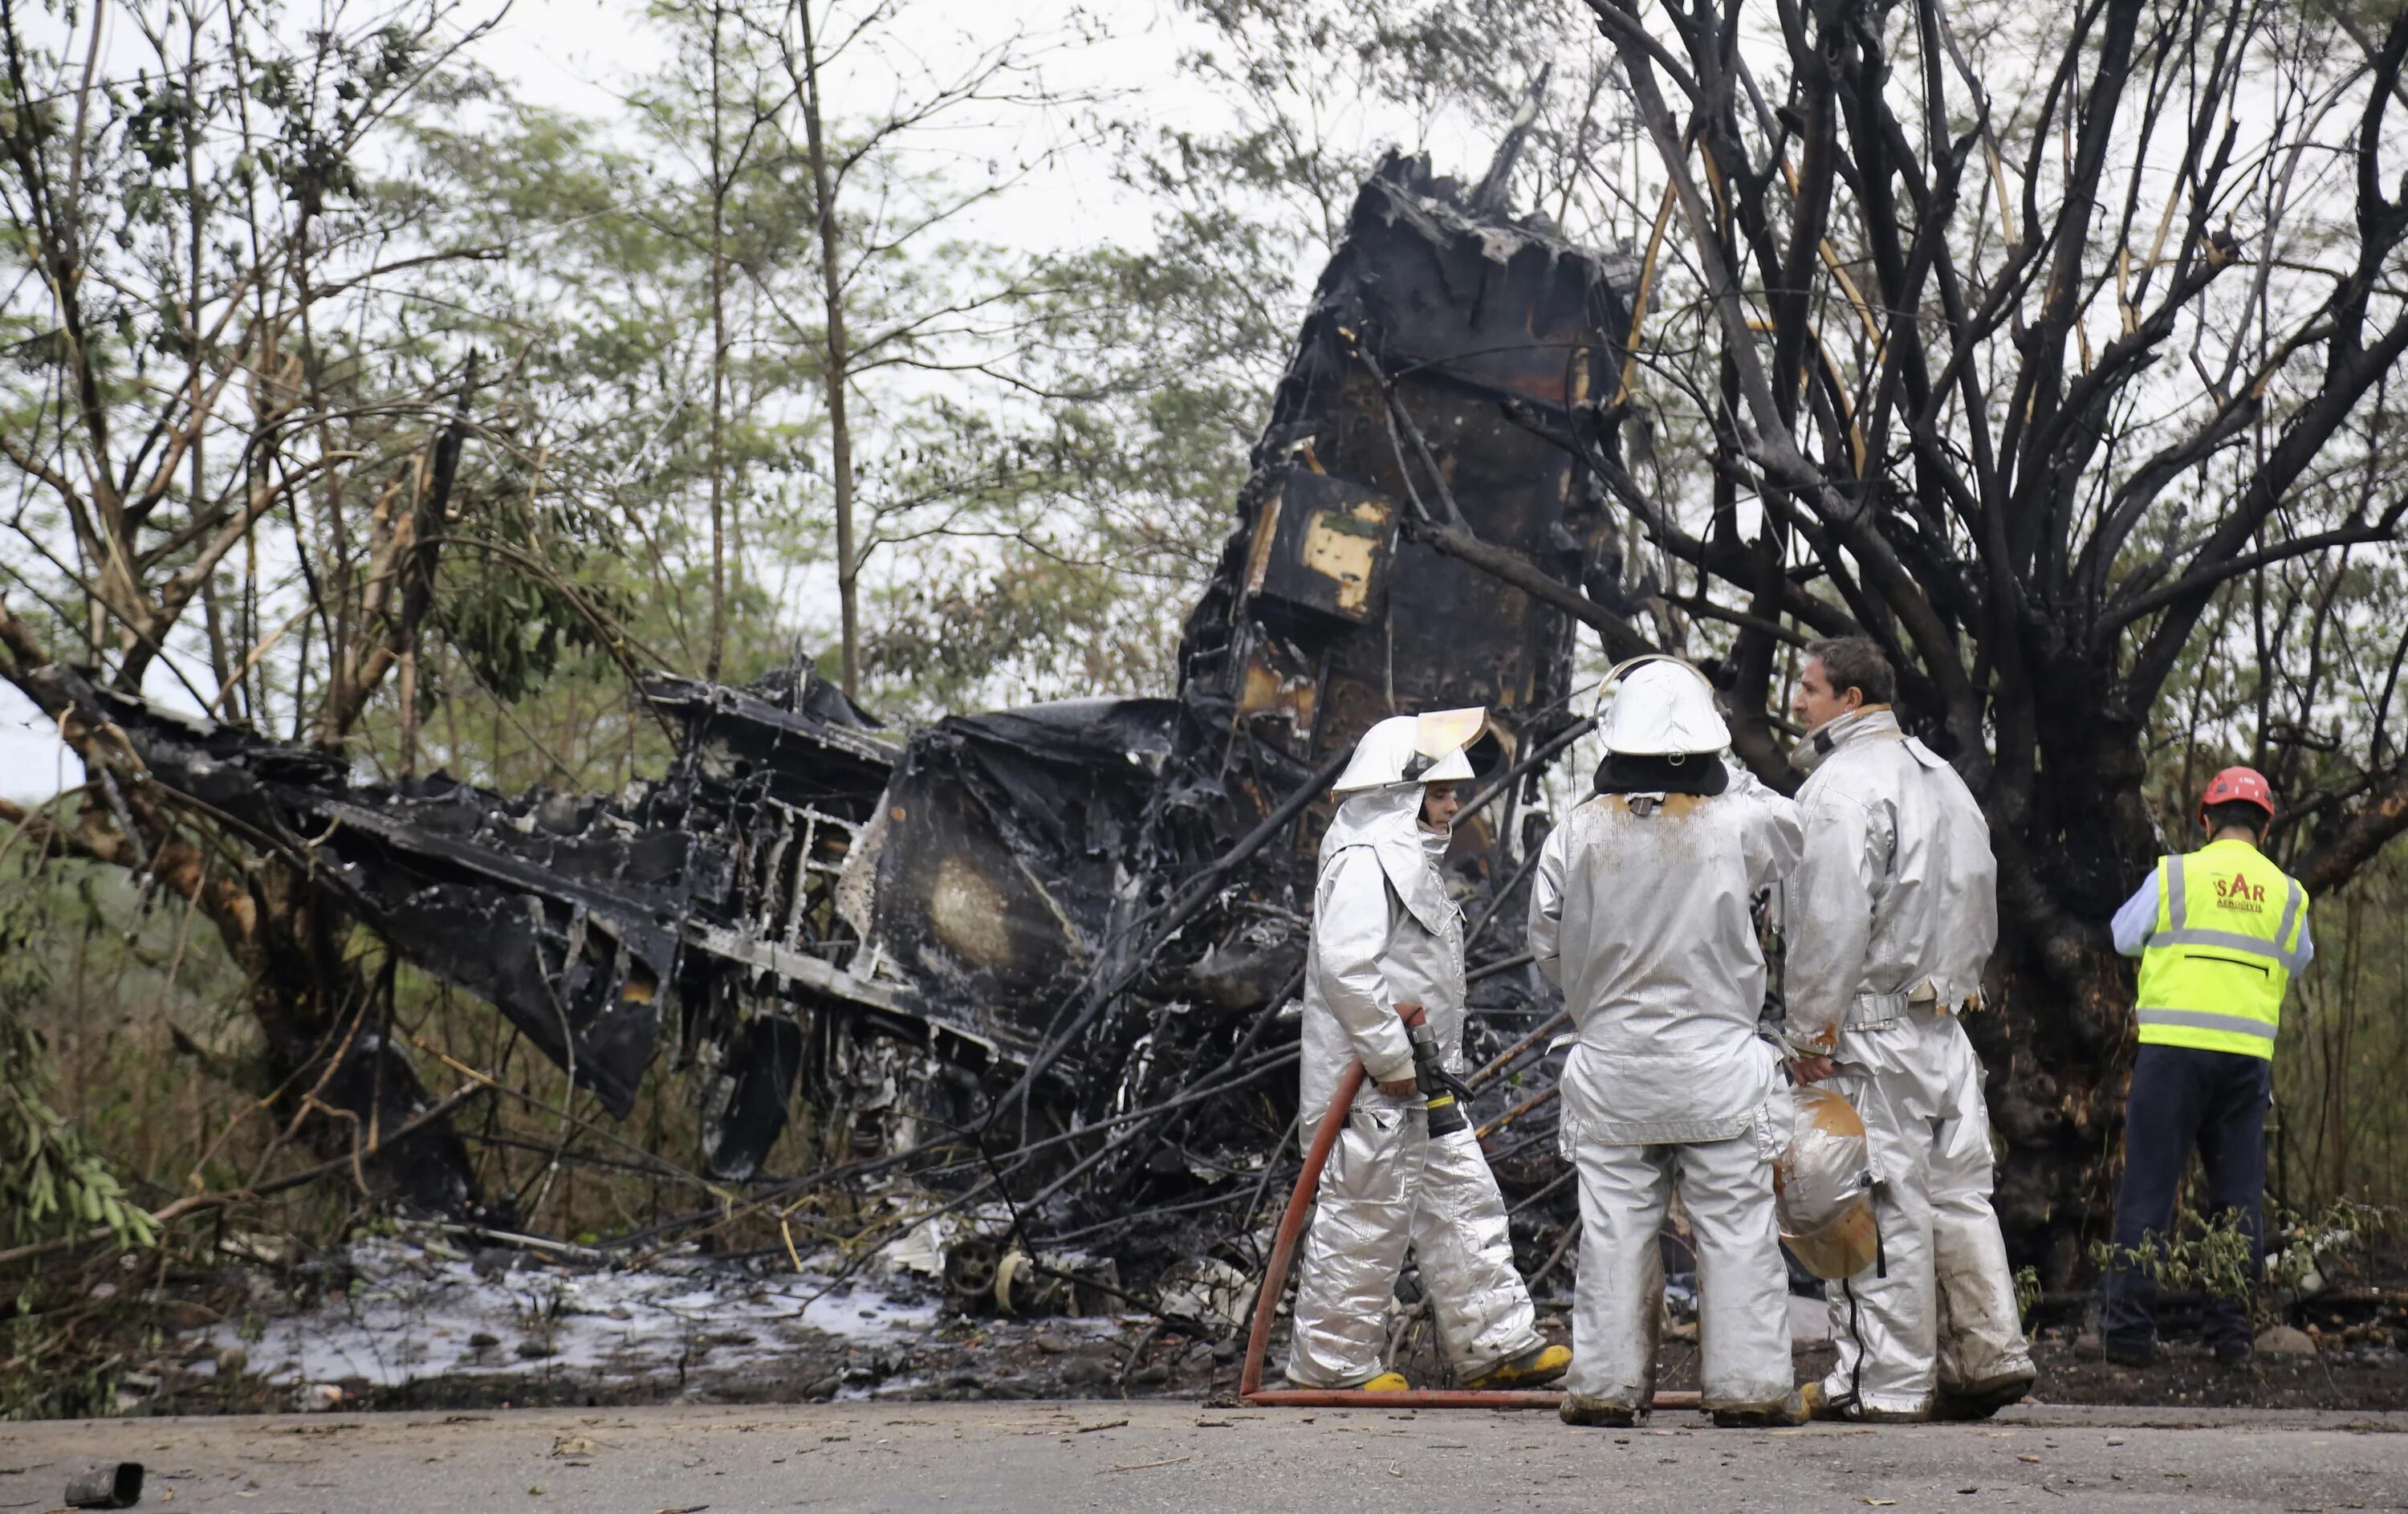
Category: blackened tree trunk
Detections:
[{"x1": 1417, "y1": 0, "x2": 2408, "y2": 1275}]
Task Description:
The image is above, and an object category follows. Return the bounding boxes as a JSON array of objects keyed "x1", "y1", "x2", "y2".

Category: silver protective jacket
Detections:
[
  {"x1": 1784, "y1": 707, "x2": 1998, "y2": 1070},
  {"x1": 1528, "y1": 762, "x2": 1804, "y2": 1144},
  {"x1": 1299, "y1": 787, "x2": 1466, "y2": 1121}
]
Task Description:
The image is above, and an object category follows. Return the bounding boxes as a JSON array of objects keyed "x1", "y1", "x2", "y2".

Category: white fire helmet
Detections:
[
  {"x1": 1331, "y1": 707, "x2": 1487, "y2": 794},
  {"x1": 1596, "y1": 655, "x2": 1731, "y2": 756},
  {"x1": 1775, "y1": 1084, "x2": 1881, "y2": 1280}
]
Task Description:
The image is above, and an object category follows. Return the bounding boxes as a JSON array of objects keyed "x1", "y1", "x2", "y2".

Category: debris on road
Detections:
[{"x1": 61, "y1": 1461, "x2": 142, "y2": 1509}]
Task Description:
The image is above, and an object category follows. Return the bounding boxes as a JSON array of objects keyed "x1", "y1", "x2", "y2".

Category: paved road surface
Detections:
[{"x1": 1, "y1": 1401, "x2": 2402, "y2": 1512}]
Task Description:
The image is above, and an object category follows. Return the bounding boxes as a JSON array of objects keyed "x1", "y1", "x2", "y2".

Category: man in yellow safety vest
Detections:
[{"x1": 2100, "y1": 766, "x2": 2312, "y2": 1367}]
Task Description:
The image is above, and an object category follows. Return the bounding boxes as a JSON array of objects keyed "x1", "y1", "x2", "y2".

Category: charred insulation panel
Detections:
[
  {"x1": 1201, "y1": 151, "x2": 1625, "y2": 774},
  {"x1": 38, "y1": 669, "x2": 712, "y2": 1118},
  {"x1": 868, "y1": 699, "x2": 1177, "y2": 1053}
]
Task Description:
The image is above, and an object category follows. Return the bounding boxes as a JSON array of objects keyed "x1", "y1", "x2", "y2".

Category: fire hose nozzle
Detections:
[{"x1": 1395, "y1": 1003, "x2": 1470, "y2": 1138}]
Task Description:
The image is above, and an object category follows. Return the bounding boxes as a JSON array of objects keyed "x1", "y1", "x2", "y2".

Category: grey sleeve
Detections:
[{"x1": 2109, "y1": 872, "x2": 2159, "y2": 958}]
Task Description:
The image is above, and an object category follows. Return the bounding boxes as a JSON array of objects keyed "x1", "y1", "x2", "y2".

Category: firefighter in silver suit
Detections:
[
  {"x1": 1784, "y1": 637, "x2": 2036, "y2": 1422},
  {"x1": 1284, "y1": 709, "x2": 1568, "y2": 1392},
  {"x1": 1530, "y1": 657, "x2": 1806, "y2": 1427}
]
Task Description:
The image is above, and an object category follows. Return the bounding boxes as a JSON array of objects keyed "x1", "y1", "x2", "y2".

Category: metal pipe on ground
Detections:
[
  {"x1": 1239, "y1": 1057, "x2": 1364, "y2": 1399},
  {"x1": 1243, "y1": 1387, "x2": 1574, "y2": 1408}
]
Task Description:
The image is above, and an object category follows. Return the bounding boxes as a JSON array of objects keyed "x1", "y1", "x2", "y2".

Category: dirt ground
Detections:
[{"x1": 1609, "y1": 1329, "x2": 2408, "y2": 1415}]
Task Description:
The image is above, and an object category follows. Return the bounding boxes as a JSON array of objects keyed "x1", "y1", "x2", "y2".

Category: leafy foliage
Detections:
[
  {"x1": 2088, "y1": 1198, "x2": 2394, "y2": 1325},
  {"x1": 0, "y1": 881, "x2": 155, "y2": 1256}
]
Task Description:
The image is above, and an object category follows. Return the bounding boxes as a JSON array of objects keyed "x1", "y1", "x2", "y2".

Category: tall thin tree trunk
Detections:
[
  {"x1": 797, "y1": 0, "x2": 859, "y2": 698},
  {"x1": 188, "y1": 1, "x2": 229, "y2": 718},
  {"x1": 706, "y1": 0, "x2": 730, "y2": 682}
]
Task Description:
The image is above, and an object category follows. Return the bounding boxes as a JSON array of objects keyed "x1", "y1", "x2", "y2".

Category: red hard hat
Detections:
[{"x1": 2199, "y1": 766, "x2": 2276, "y2": 827}]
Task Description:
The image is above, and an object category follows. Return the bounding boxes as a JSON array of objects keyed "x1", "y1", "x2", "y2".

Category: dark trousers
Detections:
[{"x1": 2098, "y1": 1044, "x2": 2272, "y2": 1353}]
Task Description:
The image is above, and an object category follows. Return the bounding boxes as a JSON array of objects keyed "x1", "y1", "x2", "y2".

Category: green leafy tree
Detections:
[
  {"x1": 0, "y1": 886, "x2": 154, "y2": 1257},
  {"x1": 0, "y1": 0, "x2": 551, "y2": 1208}
]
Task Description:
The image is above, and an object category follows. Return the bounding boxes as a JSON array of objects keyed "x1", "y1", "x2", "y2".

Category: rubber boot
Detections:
[
  {"x1": 1795, "y1": 1380, "x2": 1927, "y2": 1425},
  {"x1": 1463, "y1": 1343, "x2": 1572, "y2": 1390},
  {"x1": 1710, "y1": 1398, "x2": 1805, "y2": 1429},
  {"x1": 1559, "y1": 1394, "x2": 1638, "y2": 1427},
  {"x1": 1933, "y1": 1367, "x2": 2036, "y2": 1422}
]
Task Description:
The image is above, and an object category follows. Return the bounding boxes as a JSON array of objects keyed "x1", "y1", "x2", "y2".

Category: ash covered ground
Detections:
[
  {"x1": 140, "y1": 1232, "x2": 1230, "y2": 1415},
  {"x1": 112, "y1": 1233, "x2": 2408, "y2": 1418}
]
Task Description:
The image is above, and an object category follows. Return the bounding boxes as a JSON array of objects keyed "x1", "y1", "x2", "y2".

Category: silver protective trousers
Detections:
[
  {"x1": 1821, "y1": 1049, "x2": 2034, "y2": 1416},
  {"x1": 1284, "y1": 1105, "x2": 1542, "y2": 1387},
  {"x1": 1567, "y1": 1132, "x2": 1793, "y2": 1413}
]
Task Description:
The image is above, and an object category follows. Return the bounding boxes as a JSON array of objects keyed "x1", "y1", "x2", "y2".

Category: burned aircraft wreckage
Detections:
[{"x1": 63, "y1": 152, "x2": 1642, "y2": 1290}]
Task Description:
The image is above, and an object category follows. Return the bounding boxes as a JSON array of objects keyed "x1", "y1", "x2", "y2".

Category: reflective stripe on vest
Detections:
[
  {"x1": 2132, "y1": 840, "x2": 2306, "y2": 1060},
  {"x1": 2132, "y1": 1007, "x2": 2279, "y2": 1044}
]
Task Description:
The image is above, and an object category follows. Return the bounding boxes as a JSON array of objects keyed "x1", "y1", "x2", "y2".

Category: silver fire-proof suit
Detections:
[
  {"x1": 1786, "y1": 707, "x2": 2036, "y2": 1418},
  {"x1": 1528, "y1": 763, "x2": 1804, "y2": 1415},
  {"x1": 1283, "y1": 783, "x2": 1545, "y2": 1388}
]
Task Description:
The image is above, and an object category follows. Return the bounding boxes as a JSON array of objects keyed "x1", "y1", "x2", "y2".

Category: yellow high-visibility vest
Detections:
[{"x1": 2132, "y1": 837, "x2": 2308, "y2": 1060}]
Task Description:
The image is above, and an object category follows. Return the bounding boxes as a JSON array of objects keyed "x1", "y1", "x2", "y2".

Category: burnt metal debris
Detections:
[
  {"x1": 45, "y1": 150, "x2": 1639, "y2": 1301},
  {"x1": 60, "y1": 1463, "x2": 144, "y2": 1511}
]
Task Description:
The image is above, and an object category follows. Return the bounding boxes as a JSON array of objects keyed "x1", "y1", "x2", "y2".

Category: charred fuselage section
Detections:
[
  {"x1": 59, "y1": 153, "x2": 1635, "y2": 1272},
  {"x1": 1035, "y1": 153, "x2": 1633, "y2": 1252}
]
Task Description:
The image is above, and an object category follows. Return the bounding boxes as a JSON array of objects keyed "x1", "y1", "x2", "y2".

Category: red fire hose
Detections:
[{"x1": 1237, "y1": 1054, "x2": 1701, "y2": 1411}]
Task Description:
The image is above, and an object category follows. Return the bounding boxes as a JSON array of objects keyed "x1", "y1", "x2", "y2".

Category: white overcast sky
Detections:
[
  {"x1": 0, "y1": 0, "x2": 1523, "y2": 799},
  {"x1": 482, "y1": 0, "x2": 1209, "y2": 250},
  {"x1": 2, "y1": 0, "x2": 1210, "y2": 798}
]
